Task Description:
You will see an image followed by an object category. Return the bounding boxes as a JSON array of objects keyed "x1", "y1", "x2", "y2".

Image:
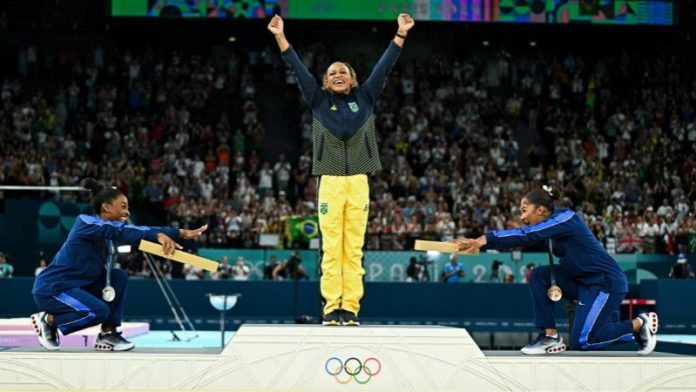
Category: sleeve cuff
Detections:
[
  {"x1": 484, "y1": 232, "x2": 497, "y2": 250},
  {"x1": 145, "y1": 228, "x2": 179, "y2": 242}
]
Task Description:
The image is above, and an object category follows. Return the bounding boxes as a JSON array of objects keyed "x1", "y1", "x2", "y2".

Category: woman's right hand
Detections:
[
  {"x1": 267, "y1": 15, "x2": 284, "y2": 36},
  {"x1": 156, "y1": 233, "x2": 182, "y2": 256}
]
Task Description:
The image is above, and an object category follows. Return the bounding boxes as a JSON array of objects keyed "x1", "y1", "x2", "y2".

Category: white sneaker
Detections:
[
  {"x1": 636, "y1": 312, "x2": 658, "y2": 356},
  {"x1": 31, "y1": 312, "x2": 60, "y2": 351},
  {"x1": 521, "y1": 333, "x2": 566, "y2": 355},
  {"x1": 94, "y1": 331, "x2": 135, "y2": 351}
]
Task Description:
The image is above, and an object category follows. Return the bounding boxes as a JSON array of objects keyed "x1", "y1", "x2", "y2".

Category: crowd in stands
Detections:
[{"x1": 1, "y1": 38, "x2": 695, "y2": 269}]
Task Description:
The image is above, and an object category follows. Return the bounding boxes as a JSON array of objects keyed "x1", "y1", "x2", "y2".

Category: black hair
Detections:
[
  {"x1": 523, "y1": 185, "x2": 557, "y2": 212},
  {"x1": 81, "y1": 178, "x2": 123, "y2": 215}
]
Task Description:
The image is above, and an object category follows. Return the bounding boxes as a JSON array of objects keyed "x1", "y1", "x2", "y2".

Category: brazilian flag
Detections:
[{"x1": 286, "y1": 215, "x2": 319, "y2": 245}]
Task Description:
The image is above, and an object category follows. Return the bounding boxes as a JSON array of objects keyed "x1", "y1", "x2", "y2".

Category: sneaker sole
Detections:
[
  {"x1": 94, "y1": 343, "x2": 114, "y2": 351},
  {"x1": 94, "y1": 343, "x2": 135, "y2": 352},
  {"x1": 31, "y1": 314, "x2": 60, "y2": 351},
  {"x1": 341, "y1": 321, "x2": 360, "y2": 326},
  {"x1": 645, "y1": 312, "x2": 659, "y2": 335},
  {"x1": 322, "y1": 321, "x2": 340, "y2": 326},
  {"x1": 546, "y1": 344, "x2": 566, "y2": 354},
  {"x1": 521, "y1": 343, "x2": 566, "y2": 355}
]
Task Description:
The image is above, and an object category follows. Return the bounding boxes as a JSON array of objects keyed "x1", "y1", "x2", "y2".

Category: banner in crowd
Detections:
[
  {"x1": 284, "y1": 215, "x2": 319, "y2": 245},
  {"x1": 111, "y1": 0, "x2": 674, "y2": 26}
]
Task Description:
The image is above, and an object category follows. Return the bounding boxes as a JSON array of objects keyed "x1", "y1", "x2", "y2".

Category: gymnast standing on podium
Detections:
[
  {"x1": 268, "y1": 12, "x2": 414, "y2": 327},
  {"x1": 31, "y1": 178, "x2": 207, "y2": 351}
]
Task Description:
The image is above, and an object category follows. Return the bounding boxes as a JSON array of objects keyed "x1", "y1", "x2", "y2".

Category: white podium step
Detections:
[{"x1": 1, "y1": 324, "x2": 695, "y2": 391}]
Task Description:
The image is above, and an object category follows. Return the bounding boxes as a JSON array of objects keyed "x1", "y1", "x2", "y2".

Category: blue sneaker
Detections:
[{"x1": 521, "y1": 333, "x2": 566, "y2": 355}]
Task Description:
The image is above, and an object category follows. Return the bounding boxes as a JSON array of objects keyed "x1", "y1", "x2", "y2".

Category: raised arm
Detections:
[
  {"x1": 268, "y1": 15, "x2": 319, "y2": 104},
  {"x1": 393, "y1": 13, "x2": 414, "y2": 48},
  {"x1": 364, "y1": 13, "x2": 414, "y2": 103},
  {"x1": 268, "y1": 14, "x2": 289, "y2": 52}
]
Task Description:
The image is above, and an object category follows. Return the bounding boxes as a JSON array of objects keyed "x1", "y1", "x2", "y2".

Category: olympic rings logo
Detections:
[{"x1": 324, "y1": 357, "x2": 382, "y2": 384}]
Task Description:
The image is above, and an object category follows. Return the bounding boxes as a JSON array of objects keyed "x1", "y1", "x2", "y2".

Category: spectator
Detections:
[
  {"x1": 184, "y1": 264, "x2": 206, "y2": 280},
  {"x1": 524, "y1": 263, "x2": 535, "y2": 283},
  {"x1": 231, "y1": 256, "x2": 250, "y2": 281},
  {"x1": 0, "y1": 253, "x2": 13, "y2": 278},
  {"x1": 35, "y1": 257, "x2": 48, "y2": 277},
  {"x1": 406, "y1": 256, "x2": 428, "y2": 282},
  {"x1": 442, "y1": 254, "x2": 464, "y2": 283},
  {"x1": 213, "y1": 255, "x2": 232, "y2": 280},
  {"x1": 669, "y1": 253, "x2": 695, "y2": 279},
  {"x1": 273, "y1": 154, "x2": 291, "y2": 194},
  {"x1": 490, "y1": 260, "x2": 504, "y2": 282},
  {"x1": 263, "y1": 255, "x2": 279, "y2": 280},
  {"x1": 272, "y1": 254, "x2": 307, "y2": 280}
]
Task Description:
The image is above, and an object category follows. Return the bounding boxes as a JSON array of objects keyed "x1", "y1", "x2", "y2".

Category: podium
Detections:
[{"x1": 1, "y1": 325, "x2": 695, "y2": 391}]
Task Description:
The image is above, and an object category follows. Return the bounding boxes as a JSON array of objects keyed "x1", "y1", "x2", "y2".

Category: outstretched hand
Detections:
[
  {"x1": 268, "y1": 15, "x2": 284, "y2": 36},
  {"x1": 179, "y1": 224, "x2": 208, "y2": 240},
  {"x1": 397, "y1": 13, "x2": 415, "y2": 32},
  {"x1": 450, "y1": 236, "x2": 486, "y2": 252}
]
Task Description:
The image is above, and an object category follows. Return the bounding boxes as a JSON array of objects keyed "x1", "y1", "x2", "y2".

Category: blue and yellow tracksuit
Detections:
[
  {"x1": 32, "y1": 215, "x2": 179, "y2": 335},
  {"x1": 283, "y1": 42, "x2": 401, "y2": 316},
  {"x1": 484, "y1": 208, "x2": 636, "y2": 350}
]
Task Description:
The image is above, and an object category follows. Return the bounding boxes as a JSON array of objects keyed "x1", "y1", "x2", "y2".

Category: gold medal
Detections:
[{"x1": 547, "y1": 285, "x2": 562, "y2": 302}]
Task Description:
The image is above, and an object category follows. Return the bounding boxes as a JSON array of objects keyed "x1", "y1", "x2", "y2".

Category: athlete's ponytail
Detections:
[
  {"x1": 524, "y1": 185, "x2": 557, "y2": 212},
  {"x1": 81, "y1": 178, "x2": 123, "y2": 215}
]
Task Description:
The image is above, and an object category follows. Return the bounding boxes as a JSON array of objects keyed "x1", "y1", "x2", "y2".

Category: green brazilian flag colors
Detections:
[{"x1": 286, "y1": 215, "x2": 319, "y2": 244}]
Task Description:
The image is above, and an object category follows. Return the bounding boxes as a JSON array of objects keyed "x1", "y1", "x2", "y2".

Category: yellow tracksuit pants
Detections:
[{"x1": 318, "y1": 174, "x2": 369, "y2": 316}]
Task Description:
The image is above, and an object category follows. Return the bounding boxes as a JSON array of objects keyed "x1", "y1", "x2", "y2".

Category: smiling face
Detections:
[
  {"x1": 519, "y1": 198, "x2": 550, "y2": 226},
  {"x1": 323, "y1": 62, "x2": 356, "y2": 94},
  {"x1": 100, "y1": 194, "x2": 130, "y2": 223}
]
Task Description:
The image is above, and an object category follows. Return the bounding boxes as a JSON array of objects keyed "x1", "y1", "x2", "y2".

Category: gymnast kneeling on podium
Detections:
[
  {"x1": 452, "y1": 186, "x2": 659, "y2": 355},
  {"x1": 31, "y1": 178, "x2": 207, "y2": 351}
]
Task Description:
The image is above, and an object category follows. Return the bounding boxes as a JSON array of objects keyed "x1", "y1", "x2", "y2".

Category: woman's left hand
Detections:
[
  {"x1": 397, "y1": 13, "x2": 415, "y2": 33},
  {"x1": 179, "y1": 224, "x2": 208, "y2": 240}
]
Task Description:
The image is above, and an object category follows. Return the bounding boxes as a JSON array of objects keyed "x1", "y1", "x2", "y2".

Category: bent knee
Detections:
[{"x1": 91, "y1": 303, "x2": 110, "y2": 323}]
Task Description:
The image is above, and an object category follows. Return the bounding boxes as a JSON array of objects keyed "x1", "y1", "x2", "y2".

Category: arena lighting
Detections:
[
  {"x1": 482, "y1": 40, "x2": 489, "y2": 46},
  {"x1": 529, "y1": 41, "x2": 537, "y2": 47},
  {"x1": 228, "y1": 36, "x2": 236, "y2": 43},
  {"x1": 117, "y1": 245, "x2": 131, "y2": 253}
]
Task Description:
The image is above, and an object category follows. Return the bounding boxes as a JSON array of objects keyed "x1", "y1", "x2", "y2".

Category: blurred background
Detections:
[{"x1": 0, "y1": 0, "x2": 694, "y2": 350}]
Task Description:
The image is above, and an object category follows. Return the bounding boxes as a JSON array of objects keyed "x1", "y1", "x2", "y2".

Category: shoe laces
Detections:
[
  {"x1": 42, "y1": 315, "x2": 59, "y2": 340},
  {"x1": 102, "y1": 330, "x2": 128, "y2": 343},
  {"x1": 531, "y1": 332, "x2": 552, "y2": 343}
]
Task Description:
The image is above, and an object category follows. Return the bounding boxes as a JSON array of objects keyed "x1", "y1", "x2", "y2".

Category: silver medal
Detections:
[{"x1": 102, "y1": 285, "x2": 116, "y2": 302}]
